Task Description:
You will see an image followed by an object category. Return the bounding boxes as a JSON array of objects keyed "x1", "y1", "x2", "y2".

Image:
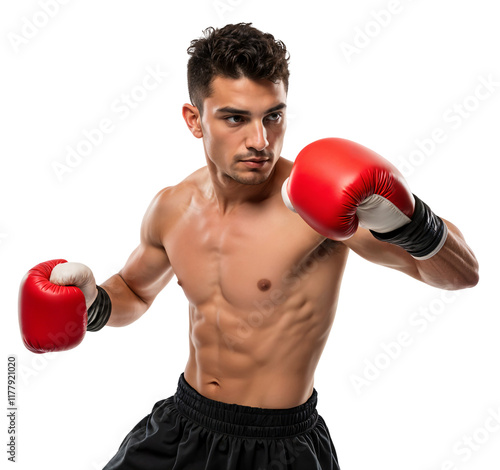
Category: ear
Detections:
[{"x1": 182, "y1": 103, "x2": 203, "y2": 139}]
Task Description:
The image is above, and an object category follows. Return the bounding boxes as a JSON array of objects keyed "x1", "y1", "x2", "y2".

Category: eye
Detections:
[
  {"x1": 265, "y1": 112, "x2": 282, "y2": 123},
  {"x1": 225, "y1": 115, "x2": 245, "y2": 125}
]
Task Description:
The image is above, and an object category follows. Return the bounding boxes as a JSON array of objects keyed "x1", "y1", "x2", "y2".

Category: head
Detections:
[
  {"x1": 186, "y1": 23, "x2": 290, "y2": 116},
  {"x1": 183, "y1": 23, "x2": 290, "y2": 186}
]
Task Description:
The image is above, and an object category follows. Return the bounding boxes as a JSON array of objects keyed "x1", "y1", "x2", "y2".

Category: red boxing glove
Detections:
[
  {"x1": 282, "y1": 138, "x2": 414, "y2": 240},
  {"x1": 282, "y1": 138, "x2": 447, "y2": 259},
  {"x1": 18, "y1": 259, "x2": 87, "y2": 354}
]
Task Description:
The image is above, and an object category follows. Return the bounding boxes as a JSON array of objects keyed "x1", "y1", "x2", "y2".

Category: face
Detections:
[{"x1": 184, "y1": 76, "x2": 287, "y2": 186}]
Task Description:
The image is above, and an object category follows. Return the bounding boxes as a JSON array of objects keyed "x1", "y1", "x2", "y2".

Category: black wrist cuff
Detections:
[
  {"x1": 86, "y1": 285, "x2": 112, "y2": 332},
  {"x1": 370, "y1": 194, "x2": 448, "y2": 260}
]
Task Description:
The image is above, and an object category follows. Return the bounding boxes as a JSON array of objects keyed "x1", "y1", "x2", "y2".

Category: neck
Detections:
[{"x1": 206, "y1": 159, "x2": 280, "y2": 213}]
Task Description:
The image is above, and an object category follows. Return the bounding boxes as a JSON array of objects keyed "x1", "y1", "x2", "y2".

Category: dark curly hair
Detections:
[{"x1": 187, "y1": 23, "x2": 290, "y2": 115}]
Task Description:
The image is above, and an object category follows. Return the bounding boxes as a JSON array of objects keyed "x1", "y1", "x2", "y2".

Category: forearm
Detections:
[
  {"x1": 414, "y1": 220, "x2": 479, "y2": 290},
  {"x1": 100, "y1": 273, "x2": 150, "y2": 327}
]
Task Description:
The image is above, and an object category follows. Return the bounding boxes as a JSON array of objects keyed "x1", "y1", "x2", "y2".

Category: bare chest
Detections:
[{"x1": 163, "y1": 203, "x2": 342, "y2": 310}]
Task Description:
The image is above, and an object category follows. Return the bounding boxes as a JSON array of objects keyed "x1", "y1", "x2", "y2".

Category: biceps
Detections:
[{"x1": 118, "y1": 242, "x2": 174, "y2": 306}]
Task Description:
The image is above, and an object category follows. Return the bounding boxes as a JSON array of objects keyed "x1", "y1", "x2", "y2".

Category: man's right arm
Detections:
[{"x1": 101, "y1": 188, "x2": 174, "y2": 327}]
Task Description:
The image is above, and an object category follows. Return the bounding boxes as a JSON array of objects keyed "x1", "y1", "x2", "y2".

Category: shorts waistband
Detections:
[{"x1": 174, "y1": 373, "x2": 319, "y2": 438}]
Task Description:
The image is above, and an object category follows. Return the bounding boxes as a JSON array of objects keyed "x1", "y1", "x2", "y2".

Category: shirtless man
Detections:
[{"x1": 19, "y1": 23, "x2": 479, "y2": 469}]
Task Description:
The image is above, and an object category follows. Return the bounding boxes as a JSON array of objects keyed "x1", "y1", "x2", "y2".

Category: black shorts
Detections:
[{"x1": 103, "y1": 373, "x2": 340, "y2": 469}]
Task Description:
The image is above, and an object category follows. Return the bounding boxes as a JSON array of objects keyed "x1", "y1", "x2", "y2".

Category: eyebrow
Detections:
[{"x1": 215, "y1": 103, "x2": 287, "y2": 115}]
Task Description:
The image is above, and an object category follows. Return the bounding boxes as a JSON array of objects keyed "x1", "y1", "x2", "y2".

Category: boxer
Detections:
[{"x1": 19, "y1": 23, "x2": 478, "y2": 469}]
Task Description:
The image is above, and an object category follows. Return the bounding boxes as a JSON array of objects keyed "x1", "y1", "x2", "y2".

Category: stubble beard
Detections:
[
  {"x1": 228, "y1": 170, "x2": 271, "y2": 186},
  {"x1": 229, "y1": 151, "x2": 275, "y2": 185}
]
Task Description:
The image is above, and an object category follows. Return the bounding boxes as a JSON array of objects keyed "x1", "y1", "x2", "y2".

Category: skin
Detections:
[{"x1": 100, "y1": 76, "x2": 479, "y2": 409}]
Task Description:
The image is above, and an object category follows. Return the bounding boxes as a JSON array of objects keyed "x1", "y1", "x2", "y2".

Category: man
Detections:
[{"x1": 19, "y1": 23, "x2": 478, "y2": 469}]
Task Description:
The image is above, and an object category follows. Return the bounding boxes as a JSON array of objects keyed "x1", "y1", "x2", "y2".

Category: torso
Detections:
[{"x1": 161, "y1": 158, "x2": 349, "y2": 408}]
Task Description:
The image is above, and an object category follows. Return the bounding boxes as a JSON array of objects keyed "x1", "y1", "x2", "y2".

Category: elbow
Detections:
[
  {"x1": 420, "y1": 259, "x2": 480, "y2": 291},
  {"x1": 462, "y1": 267, "x2": 480, "y2": 289},
  {"x1": 449, "y1": 274, "x2": 479, "y2": 291},
  {"x1": 463, "y1": 255, "x2": 480, "y2": 289},
  {"x1": 446, "y1": 263, "x2": 480, "y2": 291}
]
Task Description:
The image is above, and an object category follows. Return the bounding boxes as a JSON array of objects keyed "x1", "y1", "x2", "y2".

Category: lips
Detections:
[{"x1": 240, "y1": 158, "x2": 269, "y2": 168}]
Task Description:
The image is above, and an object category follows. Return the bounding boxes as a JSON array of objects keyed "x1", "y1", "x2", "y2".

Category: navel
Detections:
[{"x1": 257, "y1": 278, "x2": 272, "y2": 291}]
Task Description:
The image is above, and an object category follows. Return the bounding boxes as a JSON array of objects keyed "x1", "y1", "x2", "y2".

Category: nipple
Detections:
[{"x1": 257, "y1": 279, "x2": 272, "y2": 291}]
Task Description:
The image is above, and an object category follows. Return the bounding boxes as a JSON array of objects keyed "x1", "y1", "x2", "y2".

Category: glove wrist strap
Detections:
[
  {"x1": 86, "y1": 285, "x2": 111, "y2": 332},
  {"x1": 370, "y1": 194, "x2": 448, "y2": 260}
]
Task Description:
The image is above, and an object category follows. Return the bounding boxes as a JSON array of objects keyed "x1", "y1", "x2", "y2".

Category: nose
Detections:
[{"x1": 245, "y1": 120, "x2": 269, "y2": 152}]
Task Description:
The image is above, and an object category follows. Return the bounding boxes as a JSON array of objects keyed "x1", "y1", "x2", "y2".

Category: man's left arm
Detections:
[
  {"x1": 343, "y1": 220, "x2": 479, "y2": 290},
  {"x1": 281, "y1": 137, "x2": 479, "y2": 291}
]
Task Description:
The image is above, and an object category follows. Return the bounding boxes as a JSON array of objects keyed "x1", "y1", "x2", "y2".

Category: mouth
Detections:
[
  {"x1": 239, "y1": 158, "x2": 270, "y2": 168},
  {"x1": 241, "y1": 158, "x2": 269, "y2": 163}
]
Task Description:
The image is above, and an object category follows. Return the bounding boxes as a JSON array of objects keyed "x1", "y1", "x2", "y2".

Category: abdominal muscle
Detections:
[{"x1": 183, "y1": 250, "x2": 346, "y2": 409}]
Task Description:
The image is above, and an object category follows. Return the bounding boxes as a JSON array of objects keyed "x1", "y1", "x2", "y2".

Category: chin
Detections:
[{"x1": 232, "y1": 172, "x2": 270, "y2": 185}]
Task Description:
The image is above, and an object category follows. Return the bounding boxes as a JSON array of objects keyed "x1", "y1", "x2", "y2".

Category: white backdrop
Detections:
[{"x1": 1, "y1": 1, "x2": 498, "y2": 469}]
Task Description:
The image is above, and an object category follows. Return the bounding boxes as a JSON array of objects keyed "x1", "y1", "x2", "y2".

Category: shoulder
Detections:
[
  {"x1": 148, "y1": 167, "x2": 208, "y2": 212},
  {"x1": 140, "y1": 167, "x2": 208, "y2": 241},
  {"x1": 276, "y1": 156, "x2": 293, "y2": 179}
]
